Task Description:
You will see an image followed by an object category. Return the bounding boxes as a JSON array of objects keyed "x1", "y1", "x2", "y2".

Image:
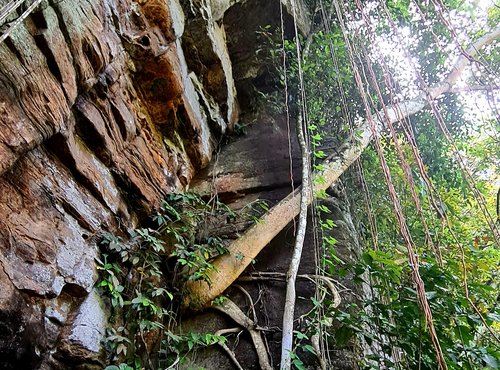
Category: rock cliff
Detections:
[{"x1": 0, "y1": 0, "x2": 307, "y2": 368}]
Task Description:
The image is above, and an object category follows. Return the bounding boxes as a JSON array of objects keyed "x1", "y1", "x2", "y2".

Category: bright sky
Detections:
[
  {"x1": 358, "y1": 0, "x2": 499, "y2": 125},
  {"x1": 347, "y1": 0, "x2": 499, "y2": 184}
]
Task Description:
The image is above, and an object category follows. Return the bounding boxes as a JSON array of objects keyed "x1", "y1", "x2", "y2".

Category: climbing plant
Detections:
[
  {"x1": 97, "y1": 193, "x2": 236, "y2": 369},
  {"x1": 269, "y1": 0, "x2": 500, "y2": 368},
  {"x1": 334, "y1": 133, "x2": 500, "y2": 369}
]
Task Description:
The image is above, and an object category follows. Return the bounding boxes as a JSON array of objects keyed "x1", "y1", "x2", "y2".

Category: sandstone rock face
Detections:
[
  {"x1": 58, "y1": 291, "x2": 108, "y2": 359},
  {"x1": 0, "y1": 0, "x2": 239, "y2": 367},
  {"x1": 0, "y1": 0, "x2": 312, "y2": 367},
  {"x1": 191, "y1": 114, "x2": 301, "y2": 199}
]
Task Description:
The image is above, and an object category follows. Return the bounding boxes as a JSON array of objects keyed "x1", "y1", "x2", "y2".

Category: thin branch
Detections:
[
  {"x1": 447, "y1": 85, "x2": 500, "y2": 93},
  {"x1": 214, "y1": 328, "x2": 245, "y2": 370},
  {"x1": 238, "y1": 272, "x2": 347, "y2": 303},
  {"x1": 0, "y1": 0, "x2": 44, "y2": 44},
  {"x1": 165, "y1": 356, "x2": 180, "y2": 370},
  {"x1": 0, "y1": 0, "x2": 25, "y2": 24},
  {"x1": 429, "y1": 25, "x2": 500, "y2": 98},
  {"x1": 212, "y1": 298, "x2": 273, "y2": 370},
  {"x1": 234, "y1": 284, "x2": 257, "y2": 321}
]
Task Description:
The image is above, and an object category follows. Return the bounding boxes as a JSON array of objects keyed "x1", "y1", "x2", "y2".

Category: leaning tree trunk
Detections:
[{"x1": 182, "y1": 25, "x2": 500, "y2": 311}]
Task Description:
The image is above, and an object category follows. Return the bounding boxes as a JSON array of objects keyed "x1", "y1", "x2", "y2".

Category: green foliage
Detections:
[
  {"x1": 335, "y1": 127, "x2": 500, "y2": 369},
  {"x1": 333, "y1": 247, "x2": 500, "y2": 369},
  {"x1": 105, "y1": 364, "x2": 135, "y2": 370},
  {"x1": 273, "y1": 2, "x2": 500, "y2": 366},
  {"x1": 211, "y1": 295, "x2": 227, "y2": 306},
  {"x1": 168, "y1": 332, "x2": 227, "y2": 352},
  {"x1": 97, "y1": 192, "x2": 235, "y2": 369},
  {"x1": 256, "y1": 23, "x2": 357, "y2": 151}
]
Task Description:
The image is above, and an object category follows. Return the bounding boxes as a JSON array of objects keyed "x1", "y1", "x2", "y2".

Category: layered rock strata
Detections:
[
  {"x1": 0, "y1": 0, "x2": 312, "y2": 367},
  {"x1": 0, "y1": 0, "x2": 238, "y2": 367}
]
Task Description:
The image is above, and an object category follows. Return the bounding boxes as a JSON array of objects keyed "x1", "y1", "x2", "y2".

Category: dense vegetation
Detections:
[
  {"x1": 284, "y1": 0, "x2": 500, "y2": 368},
  {"x1": 98, "y1": 194, "x2": 236, "y2": 369},
  {"x1": 99, "y1": 0, "x2": 499, "y2": 369}
]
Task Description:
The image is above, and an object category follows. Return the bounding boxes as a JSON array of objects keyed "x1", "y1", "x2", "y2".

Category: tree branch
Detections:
[
  {"x1": 429, "y1": 26, "x2": 500, "y2": 98},
  {"x1": 212, "y1": 299, "x2": 273, "y2": 370},
  {"x1": 182, "y1": 25, "x2": 499, "y2": 312},
  {"x1": 447, "y1": 84, "x2": 500, "y2": 93}
]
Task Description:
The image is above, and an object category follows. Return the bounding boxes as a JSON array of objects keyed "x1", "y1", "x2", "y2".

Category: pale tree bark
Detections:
[
  {"x1": 182, "y1": 26, "x2": 500, "y2": 311},
  {"x1": 279, "y1": 110, "x2": 311, "y2": 370},
  {"x1": 280, "y1": 0, "x2": 312, "y2": 365},
  {"x1": 212, "y1": 298, "x2": 272, "y2": 370}
]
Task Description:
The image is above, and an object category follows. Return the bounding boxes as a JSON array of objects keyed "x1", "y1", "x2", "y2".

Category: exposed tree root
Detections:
[
  {"x1": 239, "y1": 272, "x2": 339, "y2": 369},
  {"x1": 239, "y1": 272, "x2": 341, "y2": 308},
  {"x1": 165, "y1": 357, "x2": 180, "y2": 370},
  {"x1": 234, "y1": 284, "x2": 257, "y2": 320},
  {"x1": 212, "y1": 298, "x2": 273, "y2": 370},
  {"x1": 214, "y1": 327, "x2": 245, "y2": 370}
]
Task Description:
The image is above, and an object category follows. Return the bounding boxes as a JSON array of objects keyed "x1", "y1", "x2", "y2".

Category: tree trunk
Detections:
[
  {"x1": 182, "y1": 25, "x2": 500, "y2": 311},
  {"x1": 279, "y1": 111, "x2": 311, "y2": 370}
]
